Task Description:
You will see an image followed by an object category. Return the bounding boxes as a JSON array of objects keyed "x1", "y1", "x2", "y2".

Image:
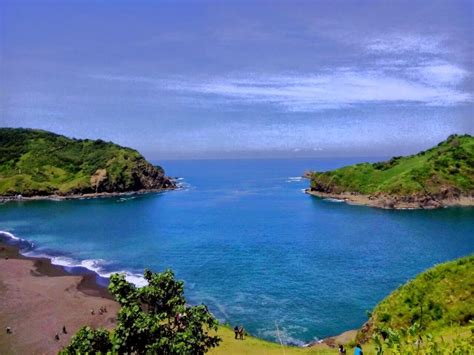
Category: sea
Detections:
[{"x1": 1, "y1": 158, "x2": 473, "y2": 345}]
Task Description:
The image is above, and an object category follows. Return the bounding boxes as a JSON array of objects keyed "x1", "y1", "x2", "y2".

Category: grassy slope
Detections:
[
  {"x1": 212, "y1": 256, "x2": 473, "y2": 354},
  {"x1": 0, "y1": 128, "x2": 167, "y2": 196},
  {"x1": 211, "y1": 326, "x2": 360, "y2": 355},
  {"x1": 358, "y1": 255, "x2": 474, "y2": 351},
  {"x1": 309, "y1": 134, "x2": 474, "y2": 197}
]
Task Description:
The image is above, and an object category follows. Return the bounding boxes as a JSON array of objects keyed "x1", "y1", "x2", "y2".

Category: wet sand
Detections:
[{"x1": 0, "y1": 242, "x2": 119, "y2": 355}]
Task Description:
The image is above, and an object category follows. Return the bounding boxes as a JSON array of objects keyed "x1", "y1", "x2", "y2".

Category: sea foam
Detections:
[
  {"x1": 287, "y1": 176, "x2": 304, "y2": 183},
  {"x1": 0, "y1": 230, "x2": 147, "y2": 287},
  {"x1": 0, "y1": 230, "x2": 20, "y2": 241}
]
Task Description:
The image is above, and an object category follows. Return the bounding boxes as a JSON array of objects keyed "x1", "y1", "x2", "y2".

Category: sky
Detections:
[{"x1": 1, "y1": 0, "x2": 473, "y2": 159}]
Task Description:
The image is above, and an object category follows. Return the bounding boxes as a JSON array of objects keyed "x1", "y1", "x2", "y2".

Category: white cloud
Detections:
[
  {"x1": 410, "y1": 62, "x2": 468, "y2": 85},
  {"x1": 162, "y1": 68, "x2": 471, "y2": 111},
  {"x1": 91, "y1": 61, "x2": 471, "y2": 112},
  {"x1": 366, "y1": 34, "x2": 445, "y2": 54}
]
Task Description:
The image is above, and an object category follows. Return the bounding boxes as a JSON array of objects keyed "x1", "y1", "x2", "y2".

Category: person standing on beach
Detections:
[
  {"x1": 339, "y1": 344, "x2": 346, "y2": 353},
  {"x1": 234, "y1": 326, "x2": 239, "y2": 339},
  {"x1": 354, "y1": 344, "x2": 363, "y2": 355}
]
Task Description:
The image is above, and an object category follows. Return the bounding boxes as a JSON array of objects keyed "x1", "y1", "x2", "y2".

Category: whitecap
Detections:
[
  {"x1": 0, "y1": 230, "x2": 20, "y2": 241},
  {"x1": 325, "y1": 198, "x2": 345, "y2": 203},
  {"x1": 97, "y1": 270, "x2": 148, "y2": 287},
  {"x1": 49, "y1": 257, "x2": 147, "y2": 287},
  {"x1": 1, "y1": 230, "x2": 148, "y2": 287},
  {"x1": 50, "y1": 255, "x2": 148, "y2": 287},
  {"x1": 287, "y1": 176, "x2": 304, "y2": 183},
  {"x1": 117, "y1": 196, "x2": 137, "y2": 202}
]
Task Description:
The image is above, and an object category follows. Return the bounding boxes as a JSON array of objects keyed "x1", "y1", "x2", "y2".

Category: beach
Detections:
[
  {"x1": 0, "y1": 240, "x2": 358, "y2": 354},
  {"x1": 2, "y1": 158, "x2": 473, "y2": 345},
  {"x1": 0, "y1": 242, "x2": 119, "y2": 354}
]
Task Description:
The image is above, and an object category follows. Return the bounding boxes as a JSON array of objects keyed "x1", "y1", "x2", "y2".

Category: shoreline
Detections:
[
  {"x1": 305, "y1": 189, "x2": 474, "y2": 210},
  {"x1": 0, "y1": 186, "x2": 176, "y2": 203},
  {"x1": 0, "y1": 237, "x2": 357, "y2": 352},
  {"x1": 0, "y1": 241, "x2": 120, "y2": 354}
]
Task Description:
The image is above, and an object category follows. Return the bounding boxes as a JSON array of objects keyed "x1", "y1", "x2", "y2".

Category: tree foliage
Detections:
[
  {"x1": 62, "y1": 269, "x2": 221, "y2": 354},
  {"x1": 62, "y1": 326, "x2": 112, "y2": 354}
]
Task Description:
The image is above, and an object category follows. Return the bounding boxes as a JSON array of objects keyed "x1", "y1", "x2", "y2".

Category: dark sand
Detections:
[{"x1": 0, "y1": 242, "x2": 119, "y2": 354}]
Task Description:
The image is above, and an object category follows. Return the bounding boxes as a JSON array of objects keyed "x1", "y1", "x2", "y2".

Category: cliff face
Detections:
[
  {"x1": 308, "y1": 134, "x2": 474, "y2": 208},
  {"x1": 0, "y1": 128, "x2": 175, "y2": 197},
  {"x1": 89, "y1": 158, "x2": 174, "y2": 194}
]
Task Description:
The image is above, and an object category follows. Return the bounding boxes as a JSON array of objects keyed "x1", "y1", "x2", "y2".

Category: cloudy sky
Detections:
[{"x1": 1, "y1": 0, "x2": 473, "y2": 159}]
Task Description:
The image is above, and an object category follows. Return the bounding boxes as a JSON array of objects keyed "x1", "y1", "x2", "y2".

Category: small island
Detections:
[
  {"x1": 306, "y1": 134, "x2": 474, "y2": 209},
  {"x1": 0, "y1": 128, "x2": 175, "y2": 200}
]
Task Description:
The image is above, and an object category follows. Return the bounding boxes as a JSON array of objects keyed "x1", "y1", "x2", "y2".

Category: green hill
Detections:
[
  {"x1": 357, "y1": 255, "x2": 474, "y2": 353},
  {"x1": 307, "y1": 134, "x2": 474, "y2": 208},
  {"x1": 0, "y1": 128, "x2": 174, "y2": 198}
]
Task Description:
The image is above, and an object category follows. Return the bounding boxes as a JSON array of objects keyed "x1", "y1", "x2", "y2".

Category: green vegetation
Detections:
[
  {"x1": 210, "y1": 327, "x2": 335, "y2": 354},
  {"x1": 358, "y1": 255, "x2": 474, "y2": 354},
  {"x1": 62, "y1": 269, "x2": 221, "y2": 354},
  {"x1": 63, "y1": 268, "x2": 357, "y2": 355},
  {"x1": 309, "y1": 134, "x2": 474, "y2": 201},
  {"x1": 64, "y1": 257, "x2": 474, "y2": 354},
  {"x1": 0, "y1": 128, "x2": 173, "y2": 197}
]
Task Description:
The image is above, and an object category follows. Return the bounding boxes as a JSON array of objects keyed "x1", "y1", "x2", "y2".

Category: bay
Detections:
[{"x1": 1, "y1": 158, "x2": 473, "y2": 344}]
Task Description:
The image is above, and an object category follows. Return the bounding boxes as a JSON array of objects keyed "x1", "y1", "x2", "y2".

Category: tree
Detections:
[
  {"x1": 62, "y1": 269, "x2": 221, "y2": 354},
  {"x1": 62, "y1": 326, "x2": 112, "y2": 354}
]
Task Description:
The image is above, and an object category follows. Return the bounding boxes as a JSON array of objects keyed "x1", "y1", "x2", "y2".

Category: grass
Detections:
[
  {"x1": 0, "y1": 128, "x2": 169, "y2": 196},
  {"x1": 213, "y1": 256, "x2": 474, "y2": 354},
  {"x1": 309, "y1": 134, "x2": 474, "y2": 197},
  {"x1": 210, "y1": 326, "x2": 365, "y2": 354},
  {"x1": 357, "y1": 255, "x2": 474, "y2": 353},
  {"x1": 361, "y1": 255, "x2": 474, "y2": 338}
]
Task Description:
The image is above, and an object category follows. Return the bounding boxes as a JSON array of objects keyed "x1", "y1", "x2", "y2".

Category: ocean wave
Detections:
[
  {"x1": 0, "y1": 230, "x2": 20, "y2": 241},
  {"x1": 325, "y1": 198, "x2": 345, "y2": 203},
  {"x1": 287, "y1": 176, "x2": 304, "y2": 183},
  {"x1": 0, "y1": 230, "x2": 35, "y2": 250},
  {"x1": 0, "y1": 230, "x2": 147, "y2": 287},
  {"x1": 257, "y1": 327, "x2": 310, "y2": 347},
  {"x1": 175, "y1": 181, "x2": 192, "y2": 191},
  {"x1": 117, "y1": 196, "x2": 137, "y2": 202}
]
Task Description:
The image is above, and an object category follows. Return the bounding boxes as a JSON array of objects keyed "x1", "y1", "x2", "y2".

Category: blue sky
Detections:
[{"x1": 1, "y1": 0, "x2": 473, "y2": 159}]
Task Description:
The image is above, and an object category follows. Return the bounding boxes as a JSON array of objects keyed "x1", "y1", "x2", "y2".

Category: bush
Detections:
[
  {"x1": 61, "y1": 326, "x2": 112, "y2": 354},
  {"x1": 62, "y1": 269, "x2": 221, "y2": 354}
]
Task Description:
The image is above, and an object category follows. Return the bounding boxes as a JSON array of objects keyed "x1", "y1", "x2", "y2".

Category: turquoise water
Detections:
[{"x1": 1, "y1": 158, "x2": 473, "y2": 344}]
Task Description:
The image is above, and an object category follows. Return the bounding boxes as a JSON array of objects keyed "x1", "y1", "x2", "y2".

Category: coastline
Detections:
[
  {"x1": 0, "y1": 241, "x2": 120, "y2": 354},
  {"x1": 0, "y1": 238, "x2": 357, "y2": 353},
  {"x1": 305, "y1": 189, "x2": 474, "y2": 210},
  {"x1": 0, "y1": 186, "x2": 176, "y2": 203}
]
